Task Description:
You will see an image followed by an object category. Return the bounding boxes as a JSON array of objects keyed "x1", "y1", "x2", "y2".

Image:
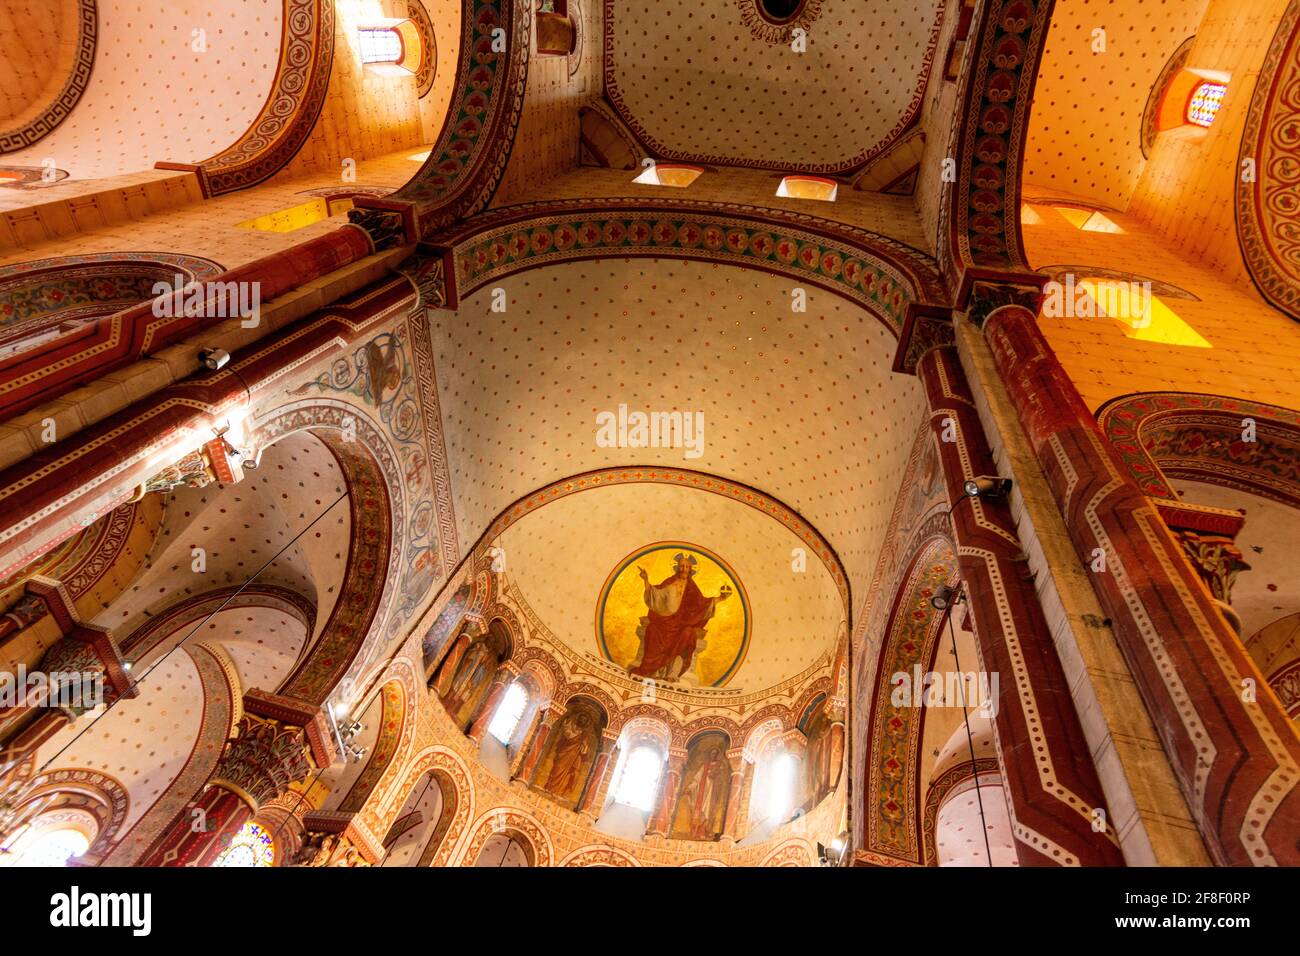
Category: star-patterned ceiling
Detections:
[{"x1": 602, "y1": 0, "x2": 946, "y2": 173}]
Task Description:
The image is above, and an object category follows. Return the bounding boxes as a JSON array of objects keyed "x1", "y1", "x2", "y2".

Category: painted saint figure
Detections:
[
  {"x1": 671, "y1": 742, "x2": 730, "y2": 841},
  {"x1": 629, "y1": 552, "x2": 731, "y2": 683},
  {"x1": 538, "y1": 710, "x2": 597, "y2": 806}
]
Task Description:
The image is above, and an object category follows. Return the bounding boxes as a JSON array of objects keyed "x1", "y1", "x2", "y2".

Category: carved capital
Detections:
[
  {"x1": 211, "y1": 715, "x2": 312, "y2": 811},
  {"x1": 967, "y1": 280, "x2": 1043, "y2": 329},
  {"x1": 1172, "y1": 529, "x2": 1251, "y2": 606}
]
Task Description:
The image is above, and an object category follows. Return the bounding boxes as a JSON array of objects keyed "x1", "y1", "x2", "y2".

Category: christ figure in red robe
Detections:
[{"x1": 628, "y1": 553, "x2": 731, "y2": 683}]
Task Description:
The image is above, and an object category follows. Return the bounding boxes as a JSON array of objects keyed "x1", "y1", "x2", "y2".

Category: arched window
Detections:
[
  {"x1": 356, "y1": 20, "x2": 425, "y2": 76},
  {"x1": 358, "y1": 27, "x2": 403, "y2": 64},
  {"x1": 0, "y1": 827, "x2": 89, "y2": 867},
  {"x1": 1186, "y1": 81, "x2": 1227, "y2": 128},
  {"x1": 611, "y1": 745, "x2": 664, "y2": 812},
  {"x1": 213, "y1": 821, "x2": 275, "y2": 868},
  {"x1": 776, "y1": 175, "x2": 838, "y2": 202},
  {"x1": 488, "y1": 681, "x2": 529, "y2": 744},
  {"x1": 765, "y1": 751, "x2": 799, "y2": 823}
]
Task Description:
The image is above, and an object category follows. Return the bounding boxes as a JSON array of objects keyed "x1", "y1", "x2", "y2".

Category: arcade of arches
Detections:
[{"x1": 0, "y1": 0, "x2": 1298, "y2": 870}]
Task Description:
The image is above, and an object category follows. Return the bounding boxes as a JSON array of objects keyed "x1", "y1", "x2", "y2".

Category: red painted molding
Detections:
[{"x1": 983, "y1": 304, "x2": 1300, "y2": 866}]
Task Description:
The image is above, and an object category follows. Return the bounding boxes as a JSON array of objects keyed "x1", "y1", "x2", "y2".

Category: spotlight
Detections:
[
  {"x1": 930, "y1": 584, "x2": 963, "y2": 611},
  {"x1": 197, "y1": 347, "x2": 230, "y2": 371},
  {"x1": 964, "y1": 475, "x2": 1013, "y2": 499}
]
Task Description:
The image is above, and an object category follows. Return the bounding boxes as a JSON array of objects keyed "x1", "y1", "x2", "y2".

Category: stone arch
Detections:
[
  {"x1": 376, "y1": 747, "x2": 474, "y2": 867},
  {"x1": 13, "y1": 767, "x2": 129, "y2": 865},
  {"x1": 676, "y1": 717, "x2": 740, "y2": 750},
  {"x1": 430, "y1": 197, "x2": 944, "y2": 336},
  {"x1": 93, "y1": 642, "x2": 242, "y2": 865},
  {"x1": 858, "y1": 531, "x2": 959, "y2": 867},
  {"x1": 249, "y1": 400, "x2": 405, "y2": 707},
  {"x1": 1236, "y1": 1, "x2": 1300, "y2": 320},
  {"x1": 352, "y1": 0, "x2": 532, "y2": 235},
  {"x1": 0, "y1": 252, "x2": 224, "y2": 411},
  {"x1": 337, "y1": 679, "x2": 409, "y2": 814},
  {"x1": 458, "y1": 807, "x2": 553, "y2": 867},
  {"x1": 1097, "y1": 391, "x2": 1300, "y2": 508},
  {"x1": 558, "y1": 844, "x2": 640, "y2": 867}
]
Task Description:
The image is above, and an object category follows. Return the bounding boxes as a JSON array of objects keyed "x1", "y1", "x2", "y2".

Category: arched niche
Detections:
[
  {"x1": 529, "y1": 695, "x2": 606, "y2": 810},
  {"x1": 0, "y1": 252, "x2": 223, "y2": 365},
  {"x1": 669, "y1": 730, "x2": 731, "y2": 842},
  {"x1": 379, "y1": 768, "x2": 458, "y2": 867},
  {"x1": 434, "y1": 617, "x2": 512, "y2": 729}
]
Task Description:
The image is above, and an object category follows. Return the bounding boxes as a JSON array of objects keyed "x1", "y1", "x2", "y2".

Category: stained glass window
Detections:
[
  {"x1": 213, "y1": 821, "x2": 274, "y2": 868},
  {"x1": 1186, "y1": 82, "x2": 1227, "y2": 128}
]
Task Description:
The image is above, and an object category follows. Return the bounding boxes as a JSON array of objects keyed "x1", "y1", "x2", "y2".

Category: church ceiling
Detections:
[
  {"x1": 601, "y1": 0, "x2": 946, "y2": 173},
  {"x1": 427, "y1": 257, "x2": 926, "y2": 609},
  {"x1": 493, "y1": 478, "x2": 845, "y2": 694}
]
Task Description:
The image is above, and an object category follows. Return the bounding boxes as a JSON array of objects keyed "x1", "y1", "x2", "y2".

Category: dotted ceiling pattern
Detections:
[
  {"x1": 603, "y1": 0, "x2": 945, "y2": 172},
  {"x1": 1022, "y1": 0, "x2": 1209, "y2": 208},
  {"x1": 4, "y1": 0, "x2": 282, "y2": 180},
  {"x1": 429, "y1": 257, "x2": 925, "y2": 604},
  {"x1": 499, "y1": 482, "x2": 845, "y2": 692},
  {"x1": 96, "y1": 430, "x2": 353, "y2": 647}
]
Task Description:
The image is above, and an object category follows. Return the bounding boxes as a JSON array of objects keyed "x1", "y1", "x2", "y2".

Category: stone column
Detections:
[
  {"x1": 645, "y1": 748, "x2": 686, "y2": 838},
  {"x1": 577, "y1": 732, "x2": 620, "y2": 818},
  {"x1": 917, "y1": 344, "x2": 1125, "y2": 866},
  {"x1": 138, "y1": 691, "x2": 334, "y2": 867},
  {"x1": 720, "y1": 747, "x2": 748, "y2": 843},
  {"x1": 467, "y1": 662, "x2": 518, "y2": 744},
  {"x1": 976, "y1": 292, "x2": 1300, "y2": 866},
  {"x1": 518, "y1": 702, "x2": 564, "y2": 784}
]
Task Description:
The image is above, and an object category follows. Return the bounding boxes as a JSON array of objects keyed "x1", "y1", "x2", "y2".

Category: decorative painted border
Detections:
[
  {"x1": 735, "y1": 0, "x2": 823, "y2": 44},
  {"x1": 0, "y1": 0, "x2": 96, "y2": 153},
  {"x1": 1140, "y1": 35, "x2": 1195, "y2": 158},
  {"x1": 0, "y1": 252, "x2": 224, "y2": 348},
  {"x1": 861, "y1": 530, "x2": 957, "y2": 864},
  {"x1": 480, "y1": 466, "x2": 850, "y2": 609},
  {"x1": 601, "y1": 0, "x2": 945, "y2": 176},
  {"x1": 408, "y1": 0, "x2": 439, "y2": 98},
  {"x1": 941, "y1": 0, "x2": 1054, "y2": 285},
  {"x1": 187, "y1": 0, "x2": 336, "y2": 196},
  {"x1": 436, "y1": 197, "x2": 946, "y2": 334},
  {"x1": 1097, "y1": 391, "x2": 1300, "y2": 508},
  {"x1": 366, "y1": 0, "x2": 531, "y2": 236},
  {"x1": 1236, "y1": 0, "x2": 1300, "y2": 321},
  {"x1": 254, "y1": 408, "x2": 401, "y2": 706}
]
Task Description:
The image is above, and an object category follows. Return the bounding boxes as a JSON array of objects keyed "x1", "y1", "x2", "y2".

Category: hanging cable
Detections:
[
  {"x1": 945, "y1": 594, "x2": 994, "y2": 867},
  {"x1": 30, "y1": 489, "x2": 349, "y2": 779}
]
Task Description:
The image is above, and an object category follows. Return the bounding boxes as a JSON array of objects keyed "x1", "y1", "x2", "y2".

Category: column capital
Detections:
[
  {"x1": 964, "y1": 276, "x2": 1045, "y2": 329},
  {"x1": 243, "y1": 689, "x2": 336, "y2": 767},
  {"x1": 210, "y1": 714, "x2": 313, "y2": 811}
]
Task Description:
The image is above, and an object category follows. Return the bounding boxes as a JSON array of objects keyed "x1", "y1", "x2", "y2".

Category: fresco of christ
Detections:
[{"x1": 628, "y1": 552, "x2": 732, "y2": 684}]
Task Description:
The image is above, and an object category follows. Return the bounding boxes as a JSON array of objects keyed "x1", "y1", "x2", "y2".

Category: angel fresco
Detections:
[{"x1": 670, "y1": 735, "x2": 731, "y2": 841}]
